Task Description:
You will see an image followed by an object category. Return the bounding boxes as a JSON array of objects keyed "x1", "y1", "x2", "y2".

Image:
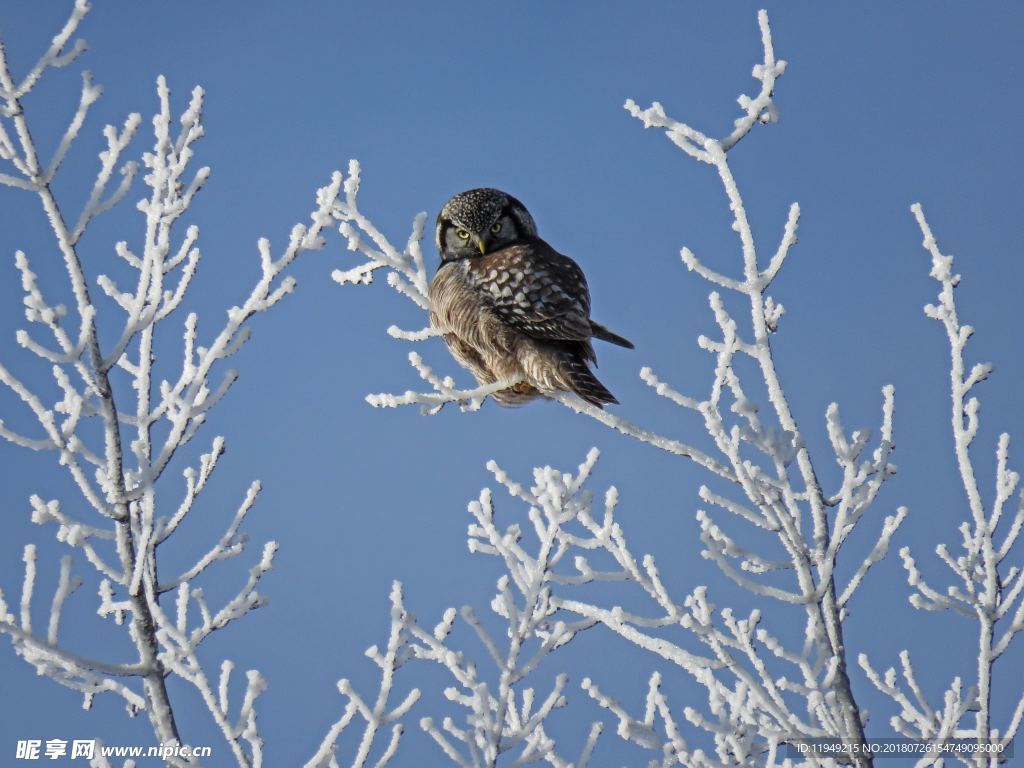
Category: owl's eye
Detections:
[
  {"x1": 456, "y1": 229, "x2": 470, "y2": 240},
  {"x1": 490, "y1": 222, "x2": 502, "y2": 234}
]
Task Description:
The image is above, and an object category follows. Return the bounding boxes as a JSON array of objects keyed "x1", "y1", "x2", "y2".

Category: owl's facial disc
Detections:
[{"x1": 437, "y1": 188, "x2": 536, "y2": 263}]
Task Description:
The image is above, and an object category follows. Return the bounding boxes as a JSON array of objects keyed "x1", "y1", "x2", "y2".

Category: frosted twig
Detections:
[
  {"x1": 306, "y1": 583, "x2": 420, "y2": 768},
  {"x1": 0, "y1": 547, "x2": 148, "y2": 706},
  {"x1": 72, "y1": 112, "x2": 142, "y2": 244},
  {"x1": 762, "y1": 203, "x2": 800, "y2": 289},
  {"x1": 366, "y1": 352, "x2": 521, "y2": 414},
  {"x1": 45, "y1": 70, "x2": 102, "y2": 183},
  {"x1": 468, "y1": 451, "x2": 883, "y2": 765},
  {"x1": 7, "y1": 0, "x2": 89, "y2": 99},
  {"x1": 398, "y1": 454, "x2": 615, "y2": 766},
  {"x1": 837, "y1": 507, "x2": 909, "y2": 610},
  {"x1": 529, "y1": 11, "x2": 900, "y2": 762},
  {"x1": 331, "y1": 160, "x2": 429, "y2": 308},
  {"x1": 551, "y1": 392, "x2": 734, "y2": 481},
  {"x1": 865, "y1": 206, "x2": 1024, "y2": 761},
  {"x1": 158, "y1": 481, "x2": 261, "y2": 593},
  {"x1": 0, "y1": 5, "x2": 354, "y2": 763},
  {"x1": 387, "y1": 324, "x2": 439, "y2": 341}
]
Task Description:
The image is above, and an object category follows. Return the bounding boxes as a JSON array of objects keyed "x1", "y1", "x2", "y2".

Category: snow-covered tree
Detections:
[
  {"x1": 0, "y1": 4, "x2": 1020, "y2": 768},
  {"x1": 0, "y1": 3, "x2": 343, "y2": 764}
]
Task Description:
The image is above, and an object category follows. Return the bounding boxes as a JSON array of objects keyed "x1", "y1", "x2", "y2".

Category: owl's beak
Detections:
[{"x1": 475, "y1": 235, "x2": 488, "y2": 254}]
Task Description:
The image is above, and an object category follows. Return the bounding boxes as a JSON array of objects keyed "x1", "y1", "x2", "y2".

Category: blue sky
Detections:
[{"x1": 1, "y1": 2, "x2": 1023, "y2": 765}]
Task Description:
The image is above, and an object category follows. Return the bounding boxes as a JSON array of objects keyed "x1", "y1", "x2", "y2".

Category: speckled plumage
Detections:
[{"x1": 429, "y1": 188, "x2": 632, "y2": 407}]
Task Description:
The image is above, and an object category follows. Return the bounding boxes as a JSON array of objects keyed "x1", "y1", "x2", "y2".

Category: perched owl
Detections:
[{"x1": 429, "y1": 188, "x2": 633, "y2": 408}]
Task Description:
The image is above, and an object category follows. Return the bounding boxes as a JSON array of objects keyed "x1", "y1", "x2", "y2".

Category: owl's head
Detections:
[{"x1": 435, "y1": 188, "x2": 537, "y2": 263}]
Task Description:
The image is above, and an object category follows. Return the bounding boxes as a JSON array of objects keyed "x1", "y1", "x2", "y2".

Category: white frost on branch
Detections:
[
  {"x1": 6, "y1": 5, "x2": 1019, "y2": 768},
  {"x1": 330, "y1": 159, "x2": 430, "y2": 309},
  {"x1": 0, "y1": 4, "x2": 346, "y2": 764},
  {"x1": 306, "y1": 583, "x2": 420, "y2": 768},
  {"x1": 405, "y1": 452, "x2": 605, "y2": 767},
  {"x1": 464, "y1": 448, "x2": 892, "y2": 766},
  {"x1": 860, "y1": 207, "x2": 1024, "y2": 765},
  {"x1": 326, "y1": 132, "x2": 727, "y2": 479},
  {"x1": 366, "y1": 352, "x2": 521, "y2": 415},
  {"x1": 331, "y1": 9, "x2": 912, "y2": 767},
  {"x1": 310, "y1": 565, "x2": 600, "y2": 768}
]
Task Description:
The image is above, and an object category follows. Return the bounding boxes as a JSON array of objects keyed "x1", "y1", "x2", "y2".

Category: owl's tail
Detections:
[
  {"x1": 561, "y1": 355, "x2": 619, "y2": 408},
  {"x1": 590, "y1": 321, "x2": 634, "y2": 349}
]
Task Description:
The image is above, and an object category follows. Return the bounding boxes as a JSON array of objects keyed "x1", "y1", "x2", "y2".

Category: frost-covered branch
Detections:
[
  {"x1": 331, "y1": 159, "x2": 430, "y2": 308},
  {"x1": 366, "y1": 351, "x2": 521, "y2": 415},
  {"x1": 610, "y1": 11, "x2": 905, "y2": 764},
  {"x1": 0, "y1": 4, "x2": 345, "y2": 764},
  {"x1": 306, "y1": 583, "x2": 420, "y2": 768},
  {"x1": 397, "y1": 453, "x2": 607, "y2": 767},
  {"x1": 0, "y1": 545, "x2": 148, "y2": 710},
  {"x1": 861, "y1": 207, "x2": 1024, "y2": 765},
  {"x1": 328, "y1": 158, "x2": 719, "y2": 477},
  {"x1": 469, "y1": 451, "x2": 878, "y2": 766},
  {"x1": 333, "y1": 10, "x2": 904, "y2": 766},
  {"x1": 311, "y1": 562, "x2": 598, "y2": 768}
]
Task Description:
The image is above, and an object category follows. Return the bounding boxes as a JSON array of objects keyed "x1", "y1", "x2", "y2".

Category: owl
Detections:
[{"x1": 428, "y1": 188, "x2": 633, "y2": 408}]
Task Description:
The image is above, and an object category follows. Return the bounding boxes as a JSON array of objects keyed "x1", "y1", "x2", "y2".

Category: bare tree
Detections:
[
  {"x1": 859, "y1": 207, "x2": 1024, "y2": 766},
  {"x1": 327, "y1": 9, "x2": 1021, "y2": 768},
  {"x1": 1, "y1": 4, "x2": 1020, "y2": 768},
  {"x1": 0, "y1": 3, "x2": 343, "y2": 764}
]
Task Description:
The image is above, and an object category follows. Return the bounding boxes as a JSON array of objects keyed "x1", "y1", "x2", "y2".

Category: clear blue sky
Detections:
[{"x1": 1, "y1": 2, "x2": 1022, "y2": 765}]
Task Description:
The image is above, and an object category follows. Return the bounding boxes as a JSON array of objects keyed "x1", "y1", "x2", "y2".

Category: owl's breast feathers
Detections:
[
  {"x1": 468, "y1": 240, "x2": 594, "y2": 339},
  {"x1": 428, "y1": 238, "x2": 631, "y2": 406}
]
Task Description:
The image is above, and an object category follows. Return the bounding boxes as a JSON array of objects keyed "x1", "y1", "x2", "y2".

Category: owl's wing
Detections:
[{"x1": 472, "y1": 240, "x2": 593, "y2": 342}]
